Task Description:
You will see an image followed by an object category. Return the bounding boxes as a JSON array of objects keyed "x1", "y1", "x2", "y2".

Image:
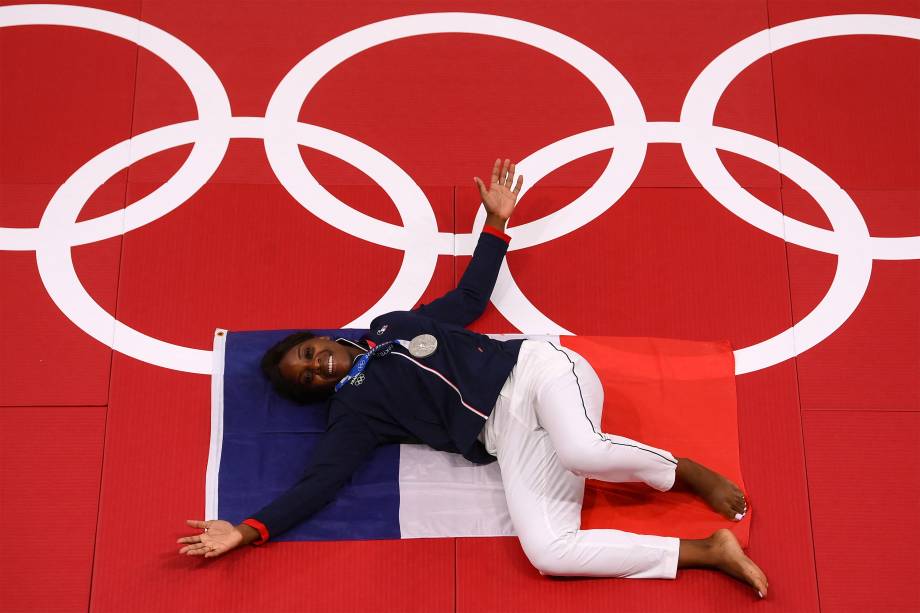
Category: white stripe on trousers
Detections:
[{"x1": 480, "y1": 340, "x2": 681, "y2": 579}]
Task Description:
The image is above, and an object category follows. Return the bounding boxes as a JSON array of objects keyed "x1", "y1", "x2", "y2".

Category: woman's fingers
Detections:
[
  {"x1": 474, "y1": 177, "x2": 488, "y2": 201},
  {"x1": 180, "y1": 543, "x2": 209, "y2": 555},
  {"x1": 176, "y1": 535, "x2": 202, "y2": 544},
  {"x1": 506, "y1": 162, "x2": 516, "y2": 186},
  {"x1": 490, "y1": 158, "x2": 501, "y2": 185},
  {"x1": 177, "y1": 520, "x2": 226, "y2": 557},
  {"x1": 513, "y1": 175, "x2": 524, "y2": 194},
  {"x1": 179, "y1": 519, "x2": 213, "y2": 556}
]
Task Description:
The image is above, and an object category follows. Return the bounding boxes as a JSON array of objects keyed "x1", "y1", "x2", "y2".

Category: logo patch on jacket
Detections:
[{"x1": 376, "y1": 324, "x2": 388, "y2": 335}]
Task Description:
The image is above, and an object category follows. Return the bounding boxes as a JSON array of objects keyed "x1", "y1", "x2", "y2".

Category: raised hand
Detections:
[
  {"x1": 474, "y1": 158, "x2": 524, "y2": 228},
  {"x1": 177, "y1": 519, "x2": 243, "y2": 559}
]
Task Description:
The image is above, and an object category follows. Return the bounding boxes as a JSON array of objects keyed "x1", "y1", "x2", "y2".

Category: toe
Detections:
[
  {"x1": 748, "y1": 567, "x2": 768, "y2": 595},
  {"x1": 748, "y1": 563, "x2": 768, "y2": 595},
  {"x1": 730, "y1": 498, "x2": 745, "y2": 515}
]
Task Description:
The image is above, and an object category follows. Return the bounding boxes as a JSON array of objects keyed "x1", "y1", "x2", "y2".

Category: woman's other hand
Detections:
[
  {"x1": 475, "y1": 158, "x2": 523, "y2": 232},
  {"x1": 177, "y1": 519, "x2": 243, "y2": 558}
]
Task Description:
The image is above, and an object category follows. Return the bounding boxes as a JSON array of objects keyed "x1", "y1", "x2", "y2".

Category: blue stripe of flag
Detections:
[{"x1": 218, "y1": 329, "x2": 401, "y2": 541}]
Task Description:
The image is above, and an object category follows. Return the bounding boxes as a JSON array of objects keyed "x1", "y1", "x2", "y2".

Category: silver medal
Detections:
[{"x1": 408, "y1": 334, "x2": 438, "y2": 358}]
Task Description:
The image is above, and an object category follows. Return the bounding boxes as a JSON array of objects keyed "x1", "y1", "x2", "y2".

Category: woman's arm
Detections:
[
  {"x1": 244, "y1": 412, "x2": 378, "y2": 542},
  {"x1": 412, "y1": 159, "x2": 523, "y2": 326},
  {"x1": 177, "y1": 411, "x2": 378, "y2": 557}
]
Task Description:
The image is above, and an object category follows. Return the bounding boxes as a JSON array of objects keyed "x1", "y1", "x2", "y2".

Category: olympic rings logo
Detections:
[{"x1": 2, "y1": 5, "x2": 918, "y2": 376}]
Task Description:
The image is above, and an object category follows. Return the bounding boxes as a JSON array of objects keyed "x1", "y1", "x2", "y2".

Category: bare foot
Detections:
[
  {"x1": 675, "y1": 457, "x2": 748, "y2": 520},
  {"x1": 678, "y1": 531, "x2": 769, "y2": 597},
  {"x1": 709, "y1": 529, "x2": 769, "y2": 597}
]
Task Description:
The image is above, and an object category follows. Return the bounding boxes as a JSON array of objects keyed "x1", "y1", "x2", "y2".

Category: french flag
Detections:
[{"x1": 206, "y1": 329, "x2": 749, "y2": 543}]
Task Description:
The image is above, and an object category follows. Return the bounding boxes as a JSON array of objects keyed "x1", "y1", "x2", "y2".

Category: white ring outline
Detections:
[
  {"x1": 681, "y1": 14, "x2": 920, "y2": 261},
  {"x1": 487, "y1": 122, "x2": 873, "y2": 375},
  {"x1": 0, "y1": 3, "x2": 232, "y2": 251},
  {"x1": 263, "y1": 12, "x2": 647, "y2": 257},
  {"x1": 36, "y1": 117, "x2": 440, "y2": 374},
  {"x1": 0, "y1": 7, "x2": 913, "y2": 377}
]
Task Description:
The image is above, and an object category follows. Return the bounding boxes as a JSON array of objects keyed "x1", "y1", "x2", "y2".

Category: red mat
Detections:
[
  {"x1": 770, "y1": 0, "x2": 920, "y2": 190},
  {"x1": 784, "y1": 189, "x2": 920, "y2": 411},
  {"x1": 0, "y1": 407, "x2": 105, "y2": 612},
  {"x1": 0, "y1": 8, "x2": 137, "y2": 185},
  {"x1": 803, "y1": 410, "x2": 920, "y2": 612},
  {"x1": 456, "y1": 186, "x2": 792, "y2": 342},
  {"x1": 0, "y1": 183, "x2": 124, "y2": 406}
]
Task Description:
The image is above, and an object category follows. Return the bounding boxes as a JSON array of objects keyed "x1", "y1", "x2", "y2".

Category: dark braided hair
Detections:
[{"x1": 260, "y1": 331, "x2": 330, "y2": 404}]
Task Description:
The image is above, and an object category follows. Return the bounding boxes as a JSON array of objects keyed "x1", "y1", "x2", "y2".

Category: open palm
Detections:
[
  {"x1": 177, "y1": 519, "x2": 242, "y2": 558},
  {"x1": 475, "y1": 158, "x2": 523, "y2": 221}
]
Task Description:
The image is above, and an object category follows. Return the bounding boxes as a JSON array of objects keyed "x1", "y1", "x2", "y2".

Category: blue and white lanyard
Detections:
[
  {"x1": 335, "y1": 336, "x2": 439, "y2": 392},
  {"x1": 334, "y1": 340, "x2": 395, "y2": 392}
]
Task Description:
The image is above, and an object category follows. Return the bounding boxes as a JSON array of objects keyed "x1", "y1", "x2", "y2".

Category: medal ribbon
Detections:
[
  {"x1": 335, "y1": 336, "x2": 437, "y2": 392},
  {"x1": 334, "y1": 340, "x2": 394, "y2": 392}
]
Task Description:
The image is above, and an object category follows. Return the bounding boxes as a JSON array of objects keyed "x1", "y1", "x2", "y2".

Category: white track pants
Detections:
[{"x1": 480, "y1": 340, "x2": 681, "y2": 579}]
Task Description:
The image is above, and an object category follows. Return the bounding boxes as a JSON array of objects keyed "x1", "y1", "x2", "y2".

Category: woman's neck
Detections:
[
  {"x1": 335, "y1": 338, "x2": 368, "y2": 363},
  {"x1": 346, "y1": 345, "x2": 363, "y2": 363}
]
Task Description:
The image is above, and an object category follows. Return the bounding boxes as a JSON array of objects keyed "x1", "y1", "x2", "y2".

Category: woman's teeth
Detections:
[{"x1": 327, "y1": 354, "x2": 334, "y2": 375}]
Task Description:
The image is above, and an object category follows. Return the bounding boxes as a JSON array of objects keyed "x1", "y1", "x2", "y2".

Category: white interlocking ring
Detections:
[
  {"x1": 0, "y1": 3, "x2": 231, "y2": 251},
  {"x1": 681, "y1": 14, "x2": 920, "y2": 261},
  {"x1": 1, "y1": 5, "x2": 917, "y2": 378}
]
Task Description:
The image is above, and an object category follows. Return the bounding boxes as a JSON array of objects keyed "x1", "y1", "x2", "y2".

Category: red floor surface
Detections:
[
  {"x1": 0, "y1": 407, "x2": 106, "y2": 612},
  {"x1": 1, "y1": 1, "x2": 917, "y2": 612}
]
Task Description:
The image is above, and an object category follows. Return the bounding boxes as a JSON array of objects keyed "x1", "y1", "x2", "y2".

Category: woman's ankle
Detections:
[{"x1": 677, "y1": 536, "x2": 716, "y2": 568}]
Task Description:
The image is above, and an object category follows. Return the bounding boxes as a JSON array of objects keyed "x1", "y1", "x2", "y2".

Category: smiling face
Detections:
[{"x1": 278, "y1": 336, "x2": 361, "y2": 396}]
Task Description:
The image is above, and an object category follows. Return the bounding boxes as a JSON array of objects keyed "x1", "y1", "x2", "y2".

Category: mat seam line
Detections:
[
  {"x1": 87, "y1": 3, "x2": 143, "y2": 609},
  {"x1": 766, "y1": 2, "x2": 823, "y2": 611}
]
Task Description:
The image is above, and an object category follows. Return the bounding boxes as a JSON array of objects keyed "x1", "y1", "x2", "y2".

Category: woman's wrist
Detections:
[
  {"x1": 484, "y1": 213, "x2": 508, "y2": 233},
  {"x1": 235, "y1": 523, "x2": 261, "y2": 545}
]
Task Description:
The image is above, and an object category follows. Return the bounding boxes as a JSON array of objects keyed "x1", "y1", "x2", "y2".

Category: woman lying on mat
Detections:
[{"x1": 178, "y1": 159, "x2": 768, "y2": 598}]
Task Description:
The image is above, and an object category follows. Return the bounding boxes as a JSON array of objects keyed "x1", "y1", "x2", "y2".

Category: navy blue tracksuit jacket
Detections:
[{"x1": 244, "y1": 227, "x2": 523, "y2": 542}]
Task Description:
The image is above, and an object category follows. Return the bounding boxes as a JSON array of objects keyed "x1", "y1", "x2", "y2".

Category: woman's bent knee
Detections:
[
  {"x1": 520, "y1": 535, "x2": 578, "y2": 577},
  {"x1": 526, "y1": 550, "x2": 572, "y2": 577}
]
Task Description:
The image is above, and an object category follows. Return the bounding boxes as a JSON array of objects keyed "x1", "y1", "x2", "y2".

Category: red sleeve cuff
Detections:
[
  {"x1": 482, "y1": 224, "x2": 511, "y2": 243},
  {"x1": 242, "y1": 518, "x2": 270, "y2": 545}
]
